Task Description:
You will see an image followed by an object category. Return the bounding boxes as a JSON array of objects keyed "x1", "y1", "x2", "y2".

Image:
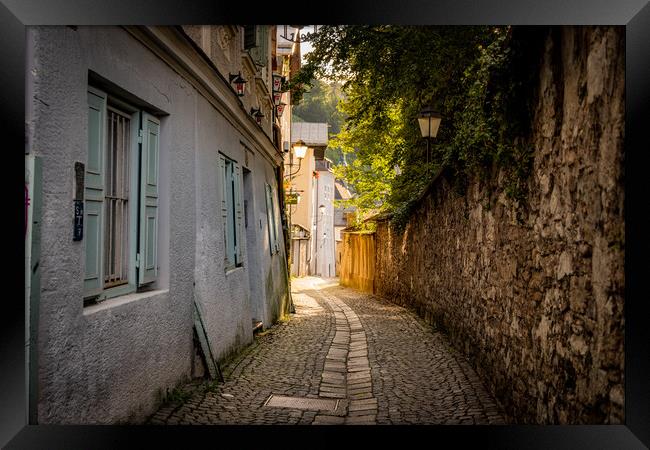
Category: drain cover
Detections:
[{"x1": 264, "y1": 395, "x2": 339, "y2": 411}]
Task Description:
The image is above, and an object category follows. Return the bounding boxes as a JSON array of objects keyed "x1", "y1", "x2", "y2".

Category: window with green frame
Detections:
[
  {"x1": 219, "y1": 153, "x2": 243, "y2": 269},
  {"x1": 83, "y1": 86, "x2": 160, "y2": 303},
  {"x1": 247, "y1": 25, "x2": 269, "y2": 67},
  {"x1": 265, "y1": 182, "x2": 280, "y2": 255}
]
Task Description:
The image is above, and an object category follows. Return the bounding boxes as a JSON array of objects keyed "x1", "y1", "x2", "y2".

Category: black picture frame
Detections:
[{"x1": 1, "y1": 1, "x2": 648, "y2": 448}]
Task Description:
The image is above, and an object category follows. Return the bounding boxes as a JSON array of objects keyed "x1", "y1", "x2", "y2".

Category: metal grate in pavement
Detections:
[{"x1": 263, "y1": 395, "x2": 339, "y2": 411}]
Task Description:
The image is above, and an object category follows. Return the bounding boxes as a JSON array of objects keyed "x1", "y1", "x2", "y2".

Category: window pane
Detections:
[{"x1": 104, "y1": 107, "x2": 130, "y2": 288}]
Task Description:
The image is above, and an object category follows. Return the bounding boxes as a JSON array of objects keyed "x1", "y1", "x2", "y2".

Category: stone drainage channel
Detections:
[{"x1": 263, "y1": 282, "x2": 377, "y2": 425}]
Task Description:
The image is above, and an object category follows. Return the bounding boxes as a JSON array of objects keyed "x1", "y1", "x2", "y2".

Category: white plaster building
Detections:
[
  {"x1": 334, "y1": 180, "x2": 355, "y2": 276},
  {"x1": 24, "y1": 25, "x2": 299, "y2": 424},
  {"x1": 312, "y1": 159, "x2": 336, "y2": 277}
]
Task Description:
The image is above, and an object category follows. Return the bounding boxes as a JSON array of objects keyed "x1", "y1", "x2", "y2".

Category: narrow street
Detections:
[
  {"x1": 12, "y1": 22, "x2": 634, "y2": 448},
  {"x1": 149, "y1": 277, "x2": 505, "y2": 425}
]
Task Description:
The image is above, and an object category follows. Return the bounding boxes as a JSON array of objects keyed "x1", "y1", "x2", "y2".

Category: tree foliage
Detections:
[
  {"x1": 292, "y1": 78, "x2": 348, "y2": 165},
  {"x1": 293, "y1": 78, "x2": 346, "y2": 134},
  {"x1": 288, "y1": 25, "x2": 543, "y2": 228}
]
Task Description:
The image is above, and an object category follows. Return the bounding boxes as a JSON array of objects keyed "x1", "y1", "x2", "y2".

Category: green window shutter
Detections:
[
  {"x1": 224, "y1": 159, "x2": 236, "y2": 267},
  {"x1": 265, "y1": 183, "x2": 275, "y2": 255},
  {"x1": 84, "y1": 87, "x2": 107, "y2": 297},
  {"x1": 218, "y1": 155, "x2": 229, "y2": 266},
  {"x1": 138, "y1": 113, "x2": 160, "y2": 286},
  {"x1": 233, "y1": 163, "x2": 243, "y2": 265},
  {"x1": 243, "y1": 25, "x2": 257, "y2": 49},
  {"x1": 271, "y1": 188, "x2": 280, "y2": 253},
  {"x1": 250, "y1": 25, "x2": 268, "y2": 67}
]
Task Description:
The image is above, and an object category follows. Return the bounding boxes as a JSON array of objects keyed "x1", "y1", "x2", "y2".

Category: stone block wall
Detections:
[{"x1": 373, "y1": 26, "x2": 624, "y2": 423}]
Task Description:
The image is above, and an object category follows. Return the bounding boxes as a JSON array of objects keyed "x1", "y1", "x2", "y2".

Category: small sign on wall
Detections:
[
  {"x1": 73, "y1": 162, "x2": 84, "y2": 241},
  {"x1": 73, "y1": 200, "x2": 84, "y2": 241}
]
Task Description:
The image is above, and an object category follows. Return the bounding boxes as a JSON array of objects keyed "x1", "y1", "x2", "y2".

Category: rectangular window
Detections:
[
  {"x1": 243, "y1": 25, "x2": 257, "y2": 49},
  {"x1": 220, "y1": 154, "x2": 243, "y2": 269},
  {"x1": 83, "y1": 86, "x2": 160, "y2": 303},
  {"x1": 247, "y1": 25, "x2": 269, "y2": 67}
]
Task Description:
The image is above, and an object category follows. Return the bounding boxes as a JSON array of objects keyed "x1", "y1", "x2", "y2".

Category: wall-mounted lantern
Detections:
[
  {"x1": 276, "y1": 102, "x2": 287, "y2": 118},
  {"x1": 272, "y1": 74, "x2": 283, "y2": 92},
  {"x1": 418, "y1": 105, "x2": 442, "y2": 163},
  {"x1": 273, "y1": 92, "x2": 282, "y2": 106},
  {"x1": 284, "y1": 139, "x2": 309, "y2": 180},
  {"x1": 250, "y1": 107, "x2": 264, "y2": 125},
  {"x1": 293, "y1": 139, "x2": 308, "y2": 160},
  {"x1": 229, "y1": 72, "x2": 247, "y2": 96},
  {"x1": 255, "y1": 110, "x2": 264, "y2": 125}
]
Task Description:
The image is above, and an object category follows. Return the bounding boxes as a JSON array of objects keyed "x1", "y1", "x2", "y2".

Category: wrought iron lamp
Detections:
[
  {"x1": 276, "y1": 102, "x2": 287, "y2": 118},
  {"x1": 250, "y1": 107, "x2": 264, "y2": 125},
  {"x1": 292, "y1": 139, "x2": 308, "y2": 160},
  {"x1": 418, "y1": 105, "x2": 442, "y2": 164},
  {"x1": 228, "y1": 72, "x2": 247, "y2": 96},
  {"x1": 272, "y1": 74, "x2": 283, "y2": 93}
]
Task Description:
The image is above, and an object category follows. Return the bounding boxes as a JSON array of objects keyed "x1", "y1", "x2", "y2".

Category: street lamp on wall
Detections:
[
  {"x1": 284, "y1": 139, "x2": 309, "y2": 180},
  {"x1": 255, "y1": 110, "x2": 264, "y2": 125},
  {"x1": 250, "y1": 107, "x2": 264, "y2": 125},
  {"x1": 276, "y1": 102, "x2": 287, "y2": 118},
  {"x1": 418, "y1": 105, "x2": 442, "y2": 164},
  {"x1": 293, "y1": 139, "x2": 308, "y2": 160},
  {"x1": 229, "y1": 72, "x2": 247, "y2": 96},
  {"x1": 272, "y1": 74, "x2": 283, "y2": 93}
]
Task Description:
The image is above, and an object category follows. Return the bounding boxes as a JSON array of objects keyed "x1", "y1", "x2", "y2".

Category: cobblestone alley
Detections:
[{"x1": 149, "y1": 277, "x2": 505, "y2": 425}]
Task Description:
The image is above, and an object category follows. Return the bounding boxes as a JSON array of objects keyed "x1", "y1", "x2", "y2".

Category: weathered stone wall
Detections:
[{"x1": 373, "y1": 26, "x2": 624, "y2": 424}]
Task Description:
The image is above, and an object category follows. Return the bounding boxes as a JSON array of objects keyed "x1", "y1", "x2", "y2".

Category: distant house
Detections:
[
  {"x1": 314, "y1": 158, "x2": 336, "y2": 278},
  {"x1": 24, "y1": 25, "x2": 299, "y2": 424},
  {"x1": 285, "y1": 122, "x2": 336, "y2": 278},
  {"x1": 333, "y1": 181, "x2": 356, "y2": 276}
]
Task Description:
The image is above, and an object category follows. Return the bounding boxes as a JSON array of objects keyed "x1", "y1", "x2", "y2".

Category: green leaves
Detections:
[{"x1": 292, "y1": 25, "x2": 542, "y2": 225}]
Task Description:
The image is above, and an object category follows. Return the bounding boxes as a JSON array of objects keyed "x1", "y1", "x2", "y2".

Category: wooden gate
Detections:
[{"x1": 339, "y1": 231, "x2": 375, "y2": 293}]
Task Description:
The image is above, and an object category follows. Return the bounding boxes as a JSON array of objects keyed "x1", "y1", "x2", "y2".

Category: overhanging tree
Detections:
[{"x1": 288, "y1": 25, "x2": 543, "y2": 228}]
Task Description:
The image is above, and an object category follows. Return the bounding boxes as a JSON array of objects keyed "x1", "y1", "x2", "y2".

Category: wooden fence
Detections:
[{"x1": 339, "y1": 231, "x2": 375, "y2": 293}]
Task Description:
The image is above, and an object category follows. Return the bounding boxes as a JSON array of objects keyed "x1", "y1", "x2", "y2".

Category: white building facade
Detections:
[
  {"x1": 24, "y1": 25, "x2": 298, "y2": 424},
  {"x1": 311, "y1": 159, "x2": 336, "y2": 278}
]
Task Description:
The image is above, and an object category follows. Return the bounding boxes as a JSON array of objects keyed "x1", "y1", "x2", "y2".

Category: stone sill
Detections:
[
  {"x1": 225, "y1": 266, "x2": 244, "y2": 277},
  {"x1": 82, "y1": 289, "x2": 169, "y2": 316}
]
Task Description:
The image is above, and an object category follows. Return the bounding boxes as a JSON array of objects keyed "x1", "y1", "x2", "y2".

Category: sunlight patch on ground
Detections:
[
  {"x1": 293, "y1": 292, "x2": 324, "y2": 317},
  {"x1": 292, "y1": 276, "x2": 340, "y2": 291}
]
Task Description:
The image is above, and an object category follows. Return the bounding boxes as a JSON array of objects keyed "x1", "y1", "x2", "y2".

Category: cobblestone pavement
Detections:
[{"x1": 149, "y1": 277, "x2": 505, "y2": 425}]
